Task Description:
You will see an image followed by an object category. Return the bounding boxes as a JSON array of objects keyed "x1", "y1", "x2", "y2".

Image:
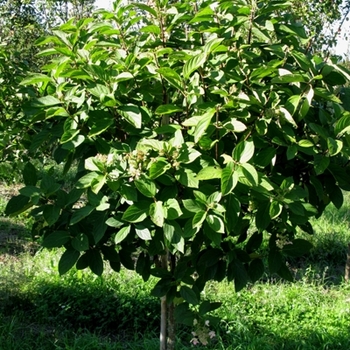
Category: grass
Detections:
[{"x1": 0, "y1": 172, "x2": 350, "y2": 349}]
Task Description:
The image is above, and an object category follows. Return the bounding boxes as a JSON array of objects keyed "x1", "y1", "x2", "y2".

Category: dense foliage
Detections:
[{"x1": 4, "y1": 0, "x2": 350, "y2": 347}]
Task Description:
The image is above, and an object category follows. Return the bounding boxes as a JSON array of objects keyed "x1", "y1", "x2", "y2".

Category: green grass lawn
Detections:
[{"x1": 0, "y1": 181, "x2": 350, "y2": 350}]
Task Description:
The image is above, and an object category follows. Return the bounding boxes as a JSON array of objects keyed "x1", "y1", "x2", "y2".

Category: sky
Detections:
[
  {"x1": 95, "y1": 0, "x2": 112, "y2": 10},
  {"x1": 94, "y1": 0, "x2": 349, "y2": 57}
]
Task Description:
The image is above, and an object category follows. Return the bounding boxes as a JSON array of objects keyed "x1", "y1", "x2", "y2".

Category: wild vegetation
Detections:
[{"x1": 2, "y1": 0, "x2": 350, "y2": 349}]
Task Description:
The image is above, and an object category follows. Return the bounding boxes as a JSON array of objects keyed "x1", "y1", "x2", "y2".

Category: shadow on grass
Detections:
[
  {"x1": 0, "y1": 218, "x2": 37, "y2": 257},
  {"x1": 0, "y1": 278, "x2": 160, "y2": 339}
]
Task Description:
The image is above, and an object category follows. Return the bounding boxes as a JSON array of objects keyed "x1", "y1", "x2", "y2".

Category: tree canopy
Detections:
[{"x1": 3, "y1": 0, "x2": 350, "y2": 349}]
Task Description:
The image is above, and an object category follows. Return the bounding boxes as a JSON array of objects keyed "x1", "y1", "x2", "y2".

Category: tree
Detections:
[
  {"x1": 290, "y1": 0, "x2": 350, "y2": 54},
  {"x1": 0, "y1": 0, "x2": 45, "y2": 70},
  {"x1": 5, "y1": 0, "x2": 350, "y2": 349},
  {"x1": 36, "y1": 0, "x2": 95, "y2": 27}
]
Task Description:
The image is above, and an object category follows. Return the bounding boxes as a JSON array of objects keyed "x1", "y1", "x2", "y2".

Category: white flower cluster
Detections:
[{"x1": 190, "y1": 319, "x2": 216, "y2": 346}]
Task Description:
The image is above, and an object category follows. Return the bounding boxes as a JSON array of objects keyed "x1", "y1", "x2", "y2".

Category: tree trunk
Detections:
[
  {"x1": 345, "y1": 243, "x2": 350, "y2": 282},
  {"x1": 167, "y1": 301, "x2": 175, "y2": 350},
  {"x1": 160, "y1": 294, "x2": 167, "y2": 350},
  {"x1": 159, "y1": 251, "x2": 176, "y2": 350},
  {"x1": 160, "y1": 252, "x2": 168, "y2": 350}
]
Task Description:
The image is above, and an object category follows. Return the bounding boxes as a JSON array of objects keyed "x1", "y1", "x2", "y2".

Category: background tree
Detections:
[
  {"x1": 0, "y1": 0, "x2": 45, "y2": 70},
  {"x1": 4, "y1": 0, "x2": 350, "y2": 349},
  {"x1": 290, "y1": 0, "x2": 350, "y2": 54}
]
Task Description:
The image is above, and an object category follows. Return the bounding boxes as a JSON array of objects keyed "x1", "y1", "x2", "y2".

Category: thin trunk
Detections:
[
  {"x1": 160, "y1": 295, "x2": 167, "y2": 350},
  {"x1": 160, "y1": 252, "x2": 168, "y2": 350},
  {"x1": 167, "y1": 301, "x2": 175, "y2": 350},
  {"x1": 167, "y1": 253, "x2": 176, "y2": 350},
  {"x1": 345, "y1": 243, "x2": 350, "y2": 282}
]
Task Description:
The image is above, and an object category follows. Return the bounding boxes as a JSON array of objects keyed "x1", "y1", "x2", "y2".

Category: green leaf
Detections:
[
  {"x1": 88, "y1": 110, "x2": 113, "y2": 137},
  {"x1": 329, "y1": 185, "x2": 343, "y2": 209},
  {"x1": 149, "y1": 159, "x2": 171, "y2": 179},
  {"x1": 140, "y1": 24, "x2": 161, "y2": 34},
  {"x1": 183, "y1": 199, "x2": 205, "y2": 214},
  {"x1": 221, "y1": 163, "x2": 238, "y2": 196},
  {"x1": 193, "y1": 108, "x2": 216, "y2": 143},
  {"x1": 183, "y1": 52, "x2": 206, "y2": 79},
  {"x1": 197, "y1": 166, "x2": 222, "y2": 180},
  {"x1": 225, "y1": 194, "x2": 240, "y2": 232},
  {"x1": 76, "y1": 172, "x2": 99, "y2": 189},
  {"x1": 276, "y1": 263, "x2": 293, "y2": 282},
  {"x1": 269, "y1": 201, "x2": 283, "y2": 219},
  {"x1": 271, "y1": 73, "x2": 307, "y2": 84},
  {"x1": 115, "y1": 226, "x2": 131, "y2": 244},
  {"x1": 135, "y1": 225, "x2": 152, "y2": 240},
  {"x1": 180, "y1": 285, "x2": 199, "y2": 305},
  {"x1": 155, "y1": 104, "x2": 182, "y2": 115},
  {"x1": 285, "y1": 95, "x2": 301, "y2": 116},
  {"x1": 23, "y1": 163, "x2": 38, "y2": 186},
  {"x1": 42, "y1": 231, "x2": 70, "y2": 248},
  {"x1": 59, "y1": 249, "x2": 80, "y2": 275},
  {"x1": 89, "y1": 250, "x2": 104, "y2": 276},
  {"x1": 164, "y1": 198, "x2": 183, "y2": 220},
  {"x1": 115, "y1": 72, "x2": 134, "y2": 82},
  {"x1": 174, "y1": 303, "x2": 195, "y2": 326},
  {"x1": 91, "y1": 174, "x2": 107, "y2": 194},
  {"x1": 43, "y1": 205, "x2": 61, "y2": 226},
  {"x1": 70, "y1": 206, "x2": 94, "y2": 225},
  {"x1": 199, "y1": 301, "x2": 222, "y2": 316},
  {"x1": 246, "y1": 232, "x2": 263, "y2": 253},
  {"x1": 203, "y1": 38, "x2": 224, "y2": 55},
  {"x1": 288, "y1": 202, "x2": 305, "y2": 216},
  {"x1": 225, "y1": 118, "x2": 247, "y2": 132},
  {"x1": 279, "y1": 107, "x2": 297, "y2": 127},
  {"x1": 206, "y1": 214, "x2": 225, "y2": 233},
  {"x1": 118, "y1": 104, "x2": 142, "y2": 128},
  {"x1": 233, "y1": 140, "x2": 255, "y2": 164},
  {"x1": 72, "y1": 233, "x2": 89, "y2": 251},
  {"x1": 163, "y1": 222, "x2": 184, "y2": 253},
  {"x1": 256, "y1": 202, "x2": 270, "y2": 231},
  {"x1": 149, "y1": 201, "x2": 164, "y2": 227},
  {"x1": 5, "y1": 195, "x2": 32, "y2": 216},
  {"x1": 335, "y1": 114, "x2": 350, "y2": 137},
  {"x1": 175, "y1": 167, "x2": 199, "y2": 188},
  {"x1": 232, "y1": 259, "x2": 249, "y2": 292},
  {"x1": 157, "y1": 67, "x2": 183, "y2": 91},
  {"x1": 135, "y1": 175, "x2": 157, "y2": 197},
  {"x1": 248, "y1": 259, "x2": 264, "y2": 283},
  {"x1": 287, "y1": 145, "x2": 298, "y2": 160},
  {"x1": 32, "y1": 96, "x2": 61, "y2": 107},
  {"x1": 327, "y1": 137, "x2": 343, "y2": 156},
  {"x1": 239, "y1": 163, "x2": 259, "y2": 187},
  {"x1": 314, "y1": 154, "x2": 330, "y2": 175},
  {"x1": 20, "y1": 73, "x2": 52, "y2": 85},
  {"x1": 121, "y1": 201, "x2": 150, "y2": 223},
  {"x1": 192, "y1": 210, "x2": 207, "y2": 229},
  {"x1": 282, "y1": 239, "x2": 313, "y2": 257},
  {"x1": 268, "y1": 250, "x2": 283, "y2": 274},
  {"x1": 133, "y1": 3, "x2": 157, "y2": 17}
]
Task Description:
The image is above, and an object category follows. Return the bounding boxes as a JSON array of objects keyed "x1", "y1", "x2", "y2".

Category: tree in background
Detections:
[
  {"x1": 36, "y1": 0, "x2": 95, "y2": 28},
  {"x1": 291, "y1": 0, "x2": 350, "y2": 54},
  {"x1": 4, "y1": 0, "x2": 350, "y2": 349},
  {"x1": 0, "y1": 0, "x2": 45, "y2": 70}
]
